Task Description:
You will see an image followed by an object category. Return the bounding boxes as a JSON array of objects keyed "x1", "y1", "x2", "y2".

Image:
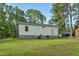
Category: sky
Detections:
[{"x1": 8, "y1": 3, "x2": 52, "y2": 23}]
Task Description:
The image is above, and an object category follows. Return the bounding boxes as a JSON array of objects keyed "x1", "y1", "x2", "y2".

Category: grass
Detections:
[{"x1": 0, "y1": 38, "x2": 79, "y2": 56}]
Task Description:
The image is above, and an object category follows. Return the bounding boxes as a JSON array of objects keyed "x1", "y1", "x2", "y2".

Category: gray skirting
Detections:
[{"x1": 19, "y1": 35, "x2": 58, "y2": 39}]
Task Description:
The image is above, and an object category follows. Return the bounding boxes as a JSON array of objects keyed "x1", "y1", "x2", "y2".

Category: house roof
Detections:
[{"x1": 17, "y1": 22, "x2": 57, "y2": 27}]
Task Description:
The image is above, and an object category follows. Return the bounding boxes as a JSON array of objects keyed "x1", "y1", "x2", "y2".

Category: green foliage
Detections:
[
  {"x1": 73, "y1": 3, "x2": 79, "y2": 28},
  {"x1": 14, "y1": 6, "x2": 26, "y2": 22},
  {"x1": 49, "y1": 3, "x2": 69, "y2": 34},
  {"x1": 0, "y1": 3, "x2": 27, "y2": 38},
  {"x1": 49, "y1": 3, "x2": 78, "y2": 36},
  {"x1": 26, "y1": 9, "x2": 46, "y2": 24},
  {"x1": 1, "y1": 3, "x2": 79, "y2": 38},
  {"x1": 0, "y1": 3, "x2": 46, "y2": 38}
]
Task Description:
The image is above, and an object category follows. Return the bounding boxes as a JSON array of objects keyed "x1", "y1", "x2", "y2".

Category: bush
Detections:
[
  {"x1": 46, "y1": 35, "x2": 49, "y2": 38},
  {"x1": 37, "y1": 36, "x2": 41, "y2": 39}
]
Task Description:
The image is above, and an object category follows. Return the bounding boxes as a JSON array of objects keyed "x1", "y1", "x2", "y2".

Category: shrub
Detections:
[
  {"x1": 46, "y1": 35, "x2": 49, "y2": 38},
  {"x1": 37, "y1": 36, "x2": 41, "y2": 39}
]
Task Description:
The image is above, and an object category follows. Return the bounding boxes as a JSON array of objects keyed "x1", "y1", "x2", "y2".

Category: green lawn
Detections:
[{"x1": 0, "y1": 38, "x2": 79, "y2": 56}]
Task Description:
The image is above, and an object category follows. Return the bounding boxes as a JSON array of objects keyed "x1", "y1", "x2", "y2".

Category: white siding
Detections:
[{"x1": 19, "y1": 24, "x2": 58, "y2": 36}]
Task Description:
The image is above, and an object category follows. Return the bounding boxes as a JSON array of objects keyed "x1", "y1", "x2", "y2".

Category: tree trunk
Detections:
[{"x1": 69, "y1": 4, "x2": 73, "y2": 37}]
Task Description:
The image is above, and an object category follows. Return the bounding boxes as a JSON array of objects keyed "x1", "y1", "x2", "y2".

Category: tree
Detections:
[
  {"x1": 14, "y1": 6, "x2": 26, "y2": 37},
  {"x1": 14, "y1": 6, "x2": 26, "y2": 22},
  {"x1": 68, "y1": 4, "x2": 73, "y2": 37},
  {"x1": 0, "y1": 3, "x2": 6, "y2": 38},
  {"x1": 5, "y1": 5, "x2": 15, "y2": 37},
  {"x1": 49, "y1": 3, "x2": 69, "y2": 34},
  {"x1": 73, "y1": 3, "x2": 79, "y2": 29},
  {"x1": 49, "y1": 3, "x2": 75, "y2": 37},
  {"x1": 26, "y1": 9, "x2": 46, "y2": 24},
  {"x1": 0, "y1": 4, "x2": 27, "y2": 38}
]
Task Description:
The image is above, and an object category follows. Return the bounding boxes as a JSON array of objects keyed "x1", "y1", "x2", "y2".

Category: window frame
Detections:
[{"x1": 25, "y1": 26, "x2": 28, "y2": 31}]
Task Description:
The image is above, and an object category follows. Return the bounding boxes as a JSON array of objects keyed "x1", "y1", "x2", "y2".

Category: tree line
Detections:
[
  {"x1": 0, "y1": 3, "x2": 46, "y2": 38},
  {"x1": 49, "y1": 3, "x2": 79, "y2": 37},
  {"x1": 0, "y1": 3, "x2": 79, "y2": 38}
]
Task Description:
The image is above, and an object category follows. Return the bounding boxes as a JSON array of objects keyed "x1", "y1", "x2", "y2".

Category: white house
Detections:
[{"x1": 18, "y1": 22, "x2": 58, "y2": 38}]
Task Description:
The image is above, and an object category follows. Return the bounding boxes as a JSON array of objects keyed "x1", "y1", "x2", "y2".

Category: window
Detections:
[{"x1": 25, "y1": 26, "x2": 28, "y2": 31}]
